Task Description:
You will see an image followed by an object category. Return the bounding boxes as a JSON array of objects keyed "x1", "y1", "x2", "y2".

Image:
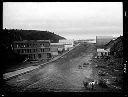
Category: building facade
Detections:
[
  {"x1": 97, "y1": 48, "x2": 110, "y2": 58},
  {"x1": 13, "y1": 40, "x2": 51, "y2": 62},
  {"x1": 50, "y1": 43, "x2": 65, "y2": 57},
  {"x1": 59, "y1": 39, "x2": 74, "y2": 50}
]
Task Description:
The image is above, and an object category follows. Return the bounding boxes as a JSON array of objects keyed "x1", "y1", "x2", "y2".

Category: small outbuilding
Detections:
[
  {"x1": 97, "y1": 48, "x2": 110, "y2": 58},
  {"x1": 50, "y1": 43, "x2": 65, "y2": 57}
]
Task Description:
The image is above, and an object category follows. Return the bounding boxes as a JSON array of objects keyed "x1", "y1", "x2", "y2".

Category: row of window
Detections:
[
  {"x1": 15, "y1": 48, "x2": 50, "y2": 54},
  {"x1": 40, "y1": 48, "x2": 50, "y2": 52},
  {"x1": 27, "y1": 53, "x2": 52, "y2": 60},
  {"x1": 14, "y1": 43, "x2": 50, "y2": 48},
  {"x1": 28, "y1": 54, "x2": 36, "y2": 60},
  {"x1": 38, "y1": 53, "x2": 51, "y2": 59},
  {"x1": 16, "y1": 49, "x2": 37, "y2": 53},
  {"x1": 97, "y1": 52, "x2": 110, "y2": 56}
]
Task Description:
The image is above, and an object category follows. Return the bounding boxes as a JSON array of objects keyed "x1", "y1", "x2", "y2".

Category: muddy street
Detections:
[{"x1": 3, "y1": 43, "x2": 100, "y2": 92}]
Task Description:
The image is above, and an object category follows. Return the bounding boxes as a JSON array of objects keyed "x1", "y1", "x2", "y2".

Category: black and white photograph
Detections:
[{"x1": 1, "y1": 2, "x2": 124, "y2": 95}]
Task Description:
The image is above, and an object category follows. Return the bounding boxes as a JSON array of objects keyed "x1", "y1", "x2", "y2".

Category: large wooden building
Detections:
[{"x1": 13, "y1": 40, "x2": 51, "y2": 62}]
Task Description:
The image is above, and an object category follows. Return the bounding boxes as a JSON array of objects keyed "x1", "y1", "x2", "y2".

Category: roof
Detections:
[
  {"x1": 51, "y1": 43, "x2": 64, "y2": 45},
  {"x1": 59, "y1": 39, "x2": 74, "y2": 43},
  {"x1": 97, "y1": 49, "x2": 109, "y2": 52}
]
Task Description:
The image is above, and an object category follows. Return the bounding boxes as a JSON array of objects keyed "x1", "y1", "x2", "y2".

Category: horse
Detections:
[
  {"x1": 78, "y1": 65, "x2": 82, "y2": 69},
  {"x1": 88, "y1": 80, "x2": 98, "y2": 90},
  {"x1": 83, "y1": 79, "x2": 99, "y2": 90},
  {"x1": 88, "y1": 81, "x2": 95, "y2": 90}
]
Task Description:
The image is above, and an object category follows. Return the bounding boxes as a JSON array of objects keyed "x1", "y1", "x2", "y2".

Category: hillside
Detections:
[
  {"x1": 2, "y1": 29, "x2": 65, "y2": 42},
  {"x1": 105, "y1": 36, "x2": 123, "y2": 58}
]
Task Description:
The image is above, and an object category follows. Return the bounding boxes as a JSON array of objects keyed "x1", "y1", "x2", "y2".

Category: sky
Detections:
[{"x1": 3, "y1": 2, "x2": 123, "y2": 40}]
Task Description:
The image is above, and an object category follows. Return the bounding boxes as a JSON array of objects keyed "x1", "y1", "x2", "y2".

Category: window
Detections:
[
  {"x1": 38, "y1": 54, "x2": 41, "y2": 59},
  {"x1": 43, "y1": 43, "x2": 50, "y2": 47},
  {"x1": 29, "y1": 54, "x2": 32, "y2": 59},
  {"x1": 40, "y1": 48, "x2": 43, "y2": 52},
  {"x1": 33, "y1": 54, "x2": 35, "y2": 59},
  {"x1": 32, "y1": 49, "x2": 34, "y2": 53},
  {"x1": 21, "y1": 44, "x2": 23, "y2": 48},
  {"x1": 26, "y1": 44, "x2": 28, "y2": 48},
  {"x1": 16, "y1": 44, "x2": 19, "y2": 48},
  {"x1": 23, "y1": 44, "x2": 25, "y2": 47},
  {"x1": 29, "y1": 44, "x2": 31, "y2": 47},
  {"x1": 44, "y1": 48, "x2": 46, "y2": 52},
  {"x1": 44, "y1": 48, "x2": 50, "y2": 52},
  {"x1": 17, "y1": 49, "x2": 20, "y2": 53},
  {"x1": 33, "y1": 43, "x2": 35, "y2": 47},
  {"x1": 24, "y1": 49, "x2": 25, "y2": 53},
  {"x1": 34, "y1": 49, "x2": 37, "y2": 52},
  {"x1": 47, "y1": 53, "x2": 51, "y2": 58}
]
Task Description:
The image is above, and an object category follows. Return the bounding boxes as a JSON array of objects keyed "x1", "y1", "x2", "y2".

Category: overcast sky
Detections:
[{"x1": 3, "y1": 2, "x2": 123, "y2": 40}]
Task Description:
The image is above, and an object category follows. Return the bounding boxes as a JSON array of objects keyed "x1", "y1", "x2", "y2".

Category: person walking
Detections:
[
  {"x1": 91, "y1": 82, "x2": 94, "y2": 90},
  {"x1": 83, "y1": 81, "x2": 88, "y2": 89}
]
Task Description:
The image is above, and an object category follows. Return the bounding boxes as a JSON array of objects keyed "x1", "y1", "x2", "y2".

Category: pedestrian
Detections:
[
  {"x1": 91, "y1": 82, "x2": 94, "y2": 90},
  {"x1": 83, "y1": 81, "x2": 88, "y2": 89}
]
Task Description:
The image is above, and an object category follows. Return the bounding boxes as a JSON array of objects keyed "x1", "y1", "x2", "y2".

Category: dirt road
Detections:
[{"x1": 3, "y1": 43, "x2": 112, "y2": 92}]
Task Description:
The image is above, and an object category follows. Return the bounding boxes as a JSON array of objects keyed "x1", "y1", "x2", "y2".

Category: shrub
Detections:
[{"x1": 98, "y1": 80, "x2": 108, "y2": 88}]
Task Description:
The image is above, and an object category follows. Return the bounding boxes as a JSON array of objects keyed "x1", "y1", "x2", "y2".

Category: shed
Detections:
[{"x1": 97, "y1": 48, "x2": 110, "y2": 58}]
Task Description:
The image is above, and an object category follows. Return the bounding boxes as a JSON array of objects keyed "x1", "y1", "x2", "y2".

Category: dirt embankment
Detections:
[
  {"x1": 91, "y1": 55, "x2": 123, "y2": 92},
  {"x1": 80, "y1": 43, "x2": 123, "y2": 92}
]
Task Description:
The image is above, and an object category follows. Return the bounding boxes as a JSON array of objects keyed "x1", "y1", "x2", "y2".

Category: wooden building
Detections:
[
  {"x1": 13, "y1": 40, "x2": 51, "y2": 62},
  {"x1": 97, "y1": 48, "x2": 110, "y2": 58},
  {"x1": 50, "y1": 43, "x2": 65, "y2": 57},
  {"x1": 59, "y1": 39, "x2": 74, "y2": 50}
]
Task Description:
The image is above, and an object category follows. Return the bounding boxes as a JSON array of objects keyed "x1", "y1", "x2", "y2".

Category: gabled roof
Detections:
[
  {"x1": 97, "y1": 49, "x2": 109, "y2": 52},
  {"x1": 51, "y1": 43, "x2": 64, "y2": 45}
]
